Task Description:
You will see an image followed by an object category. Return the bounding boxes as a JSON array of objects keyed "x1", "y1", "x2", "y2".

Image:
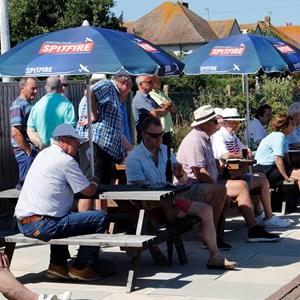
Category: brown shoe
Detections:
[
  {"x1": 206, "y1": 256, "x2": 238, "y2": 270},
  {"x1": 69, "y1": 265, "x2": 101, "y2": 281},
  {"x1": 46, "y1": 263, "x2": 70, "y2": 279}
]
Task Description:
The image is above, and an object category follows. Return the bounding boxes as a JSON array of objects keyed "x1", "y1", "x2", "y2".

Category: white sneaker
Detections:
[
  {"x1": 263, "y1": 215, "x2": 291, "y2": 228},
  {"x1": 255, "y1": 212, "x2": 265, "y2": 224},
  {"x1": 57, "y1": 291, "x2": 72, "y2": 300},
  {"x1": 39, "y1": 291, "x2": 71, "y2": 300}
]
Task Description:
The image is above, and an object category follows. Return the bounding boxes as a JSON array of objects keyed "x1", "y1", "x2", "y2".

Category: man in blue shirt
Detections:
[{"x1": 10, "y1": 77, "x2": 39, "y2": 189}]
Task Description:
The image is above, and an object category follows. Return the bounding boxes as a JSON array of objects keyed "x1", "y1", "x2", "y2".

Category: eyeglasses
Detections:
[
  {"x1": 141, "y1": 81, "x2": 153, "y2": 85},
  {"x1": 62, "y1": 83, "x2": 68, "y2": 87},
  {"x1": 144, "y1": 131, "x2": 164, "y2": 138},
  {"x1": 209, "y1": 119, "x2": 218, "y2": 124}
]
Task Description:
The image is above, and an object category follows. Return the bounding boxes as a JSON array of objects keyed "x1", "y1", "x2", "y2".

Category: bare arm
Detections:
[
  {"x1": 27, "y1": 127, "x2": 46, "y2": 150},
  {"x1": 191, "y1": 166, "x2": 216, "y2": 183},
  {"x1": 11, "y1": 126, "x2": 31, "y2": 156},
  {"x1": 121, "y1": 135, "x2": 134, "y2": 151},
  {"x1": 80, "y1": 176, "x2": 100, "y2": 197},
  {"x1": 148, "y1": 106, "x2": 170, "y2": 118},
  {"x1": 274, "y1": 155, "x2": 290, "y2": 181}
]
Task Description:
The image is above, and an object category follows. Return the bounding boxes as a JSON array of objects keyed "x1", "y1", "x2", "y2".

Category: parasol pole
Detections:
[
  {"x1": 85, "y1": 75, "x2": 95, "y2": 176},
  {"x1": 243, "y1": 74, "x2": 250, "y2": 146}
]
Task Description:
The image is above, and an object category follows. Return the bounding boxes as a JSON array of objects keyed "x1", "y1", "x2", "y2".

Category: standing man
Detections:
[
  {"x1": 15, "y1": 124, "x2": 108, "y2": 282},
  {"x1": 132, "y1": 75, "x2": 171, "y2": 144},
  {"x1": 244, "y1": 104, "x2": 272, "y2": 148},
  {"x1": 76, "y1": 75, "x2": 133, "y2": 211},
  {"x1": 27, "y1": 76, "x2": 76, "y2": 149},
  {"x1": 176, "y1": 105, "x2": 280, "y2": 243},
  {"x1": 10, "y1": 77, "x2": 39, "y2": 189},
  {"x1": 150, "y1": 75, "x2": 177, "y2": 147}
]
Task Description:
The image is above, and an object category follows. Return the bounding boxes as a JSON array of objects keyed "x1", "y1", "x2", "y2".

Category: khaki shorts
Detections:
[{"x1": 177, "y1": 183, "x2": 206, "y2": 203}]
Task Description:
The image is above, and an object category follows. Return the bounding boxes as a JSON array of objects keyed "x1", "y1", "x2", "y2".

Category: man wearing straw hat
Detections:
[{"x1": 176, "y1": 105, "x2": 280, "y2": 243}]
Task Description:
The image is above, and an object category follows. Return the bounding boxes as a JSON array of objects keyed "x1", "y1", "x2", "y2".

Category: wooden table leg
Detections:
[{"x1": 125, "y1": 247, "x2": 142, "y2": 293}]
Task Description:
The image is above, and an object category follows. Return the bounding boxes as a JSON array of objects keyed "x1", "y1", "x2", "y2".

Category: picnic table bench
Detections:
[{"x1": 0, "y1": 184, "x2": 198, "y2": 293}]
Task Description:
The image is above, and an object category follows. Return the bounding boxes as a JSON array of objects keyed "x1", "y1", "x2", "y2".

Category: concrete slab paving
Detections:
[{"x1": 1, "y1": 211, "x2": 300, "y2": 300}]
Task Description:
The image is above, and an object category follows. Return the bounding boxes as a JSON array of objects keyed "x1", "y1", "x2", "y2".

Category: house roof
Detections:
[
  {"x1": 208, "y1": 19, "x2": 239, "y2": 38},
  {"x1": 277, "y1": 25, "x2": 300, "y2": 45},
  {"x1": 125, "y1": 1, "x2": 218, "y2": 46},
  {"x1": 240, "y1": 17, "x2": 300, "y2": 49}
]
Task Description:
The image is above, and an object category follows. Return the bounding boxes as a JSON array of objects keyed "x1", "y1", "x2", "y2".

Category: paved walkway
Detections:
[{"x1": 2, "y1": 210, "x2": 300, "y2": 300}]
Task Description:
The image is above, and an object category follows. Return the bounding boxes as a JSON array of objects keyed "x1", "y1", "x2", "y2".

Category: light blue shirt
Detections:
[
  {"x1": 286, "y1": 126, "x2": 300, "y2": 145},
  {"x1": 126, "y1": 142, "x2": 176, "y2": 184},
  {"x1": 255, "y1": 131, "x2": 289, "y2": 165}
]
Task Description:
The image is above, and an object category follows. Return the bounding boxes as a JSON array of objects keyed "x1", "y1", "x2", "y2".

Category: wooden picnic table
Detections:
[{"x1": 99, "y1": 183, "x2": 196, "y2": 265}]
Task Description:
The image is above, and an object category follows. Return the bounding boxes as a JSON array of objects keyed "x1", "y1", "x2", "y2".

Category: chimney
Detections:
[
  {"x1": 180, "y1": 2, "x2": 189, "y2": 8},
  {"x1": 264, "y1": 16, "x2": 271, "y2": 26}
]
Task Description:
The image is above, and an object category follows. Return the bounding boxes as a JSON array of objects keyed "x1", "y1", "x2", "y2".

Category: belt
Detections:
[{"x1": 18, "y1": 215, "x2": 43, "y2": 225}]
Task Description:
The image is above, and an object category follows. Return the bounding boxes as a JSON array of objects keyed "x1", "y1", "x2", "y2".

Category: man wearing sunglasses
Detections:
[
  {"x1": 176, "y1": 105, "x2": 280, "y2": 243},
  {"x1": 125, "y1": 117, "x2": 237, "y2": 270},
  {"x1": 132, "y1": 75, "x2": 172, "y2": 144}
]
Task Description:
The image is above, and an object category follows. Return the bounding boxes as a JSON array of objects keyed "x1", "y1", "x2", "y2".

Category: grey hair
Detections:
[
  {"x1": 45, "y1": 76, "x2": 62, "y2": 93},
  {"x1": 288, "y1": 102, "x2": 300, "y2": 115},
  {"x1": 19, "y1": 77, "x2": 37, "y2": 89},
  {"x1": 135, "y1": 75, "x2": 149, "y2": 86},
  {"x1": 111, "y1": 75, "x2": 132, "y2": 84}
]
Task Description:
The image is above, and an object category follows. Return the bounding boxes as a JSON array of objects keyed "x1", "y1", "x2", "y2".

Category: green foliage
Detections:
[{"x1": 8, "y1": 0, "x2": 125, "y2": 46}]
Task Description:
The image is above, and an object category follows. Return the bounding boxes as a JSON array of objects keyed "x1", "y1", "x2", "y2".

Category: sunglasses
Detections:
[
  {"x1": 144, "y1": 131, "x2": 164, "y2": 138},
  {"x1": 62, "y1": 83, "x2": 68, "y2": 87}
]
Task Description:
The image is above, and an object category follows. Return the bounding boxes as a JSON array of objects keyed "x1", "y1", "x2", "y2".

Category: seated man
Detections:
[
  {"x1": 211, "y1": 108, "x2": 290, "y2": 228},
  {"x1": 287, "y1": 102, "x2": 300, "y2": 149},
  {"x1": 15, "y1": 124, "x2": 108, "y2": 282},
  {"x1": 126, "y1": 117, "x2": 237, "y2": 270},
  {"x1": 176, "y1": 105, "x2": 281, "y2": 243},
  {"x1": 244, "y1": 104, "x2": 272, "y2": 149}
]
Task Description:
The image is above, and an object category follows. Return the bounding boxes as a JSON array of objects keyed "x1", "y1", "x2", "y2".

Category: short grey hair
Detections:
[
  {"x1": 288, "y1": 102, "x2": 300, "y2": 115},
  {"x1": 45, "y1": 76, "x2": 62, "y2": 93},
  {"x1": 111, "y1": 75, "x2": 132, "y2": 85},
  {"x1": 135, "y1": 75, "x2": 149, "y2": 86},
  {"x1": 19, "y1": 77, "x2": 37, "y2": 89}
]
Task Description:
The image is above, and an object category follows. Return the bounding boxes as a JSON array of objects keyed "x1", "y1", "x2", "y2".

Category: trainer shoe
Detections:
[
  {"x1": 69, "y1": 265, "x2": 101, "y2": 281},
  {"x1": 203, "y1": 237, "x2": 232, "y2": 251},
  {"x1": 46, "y1": 263, "x2": 70, "y2": 280},
  {"x1": 206, "y1": 256, "x2": 238, "y2": 270},
  {"x1": 263, "y1": 214, "x2": 291, "y2": 228},
  {"x1": 255, "y1": 212, "x2": 265, "y2": 225},
  {"x1": 247, "y1": 225, "x2": 280, "y2": 243},
  {"x1": 38, "y1": 291, "x2": 71, "y2": 300}
]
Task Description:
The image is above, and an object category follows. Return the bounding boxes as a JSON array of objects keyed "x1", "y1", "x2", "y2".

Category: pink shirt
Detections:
[{"x1": 175, "y1": 127, "x2": 219, "y2": 183}]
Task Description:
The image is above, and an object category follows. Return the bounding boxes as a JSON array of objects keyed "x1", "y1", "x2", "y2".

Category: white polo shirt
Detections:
[{"x1": 15, "y1": 144, "x2": 90, "y2": 219}]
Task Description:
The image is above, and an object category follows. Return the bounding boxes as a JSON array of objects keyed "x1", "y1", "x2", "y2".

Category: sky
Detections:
[{"x1": 111, "y1": 0, "x2": 300, "y2": 27}]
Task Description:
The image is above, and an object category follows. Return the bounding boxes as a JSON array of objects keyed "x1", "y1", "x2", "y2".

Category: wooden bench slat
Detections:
[{"x1": 0, "y1": 232, "x2": 156, "y2": 248}]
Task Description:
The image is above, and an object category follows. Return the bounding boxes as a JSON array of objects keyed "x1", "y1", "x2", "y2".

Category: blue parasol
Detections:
[
  {"x1": 0, "y1": 23, "x2": 184, "y2": 175},
  {"x1": 183, "y1": 33, "x2": 300, "y2": 143}
]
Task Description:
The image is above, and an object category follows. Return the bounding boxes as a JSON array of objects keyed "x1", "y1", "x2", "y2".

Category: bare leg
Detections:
[
  {"x1": 77, "y1": 198, "x2": 93, "y2": 211},
  {"x1": 186, "y1": 202, "x2": 219, "y2": 258},
  {"x1": 251, "y1": 174, "x2": 273, "y2": 219},
  {"x1": 290, "y1": 169, "x2": 300, "y2": 189},
  {"x1": 203, "y1": 183, "x2": 227, "y2": 229},
  {"x1": 0, "y1": 252, "x2": 38, "y2": 300},
  {"x1": 226, "y1": 180, "x2": 256, "y2": 228}
]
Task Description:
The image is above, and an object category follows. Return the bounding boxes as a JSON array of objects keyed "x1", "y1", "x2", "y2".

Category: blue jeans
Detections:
[
  {"x1": 18, "y1": 210, "x2": 108, "y2": 265},
  {"x1": 15, "y1": 149, "x2": 37, "y2": 186}
]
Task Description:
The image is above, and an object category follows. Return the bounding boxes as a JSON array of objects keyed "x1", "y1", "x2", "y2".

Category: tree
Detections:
[{"x1": 8, "y1": 0, "x2": 125, "y2": 46}]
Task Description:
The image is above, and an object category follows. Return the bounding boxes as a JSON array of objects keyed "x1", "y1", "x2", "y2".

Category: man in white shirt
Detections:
[{"x1": 15, "y1": 124, "x2": 107, "y2": 282}]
